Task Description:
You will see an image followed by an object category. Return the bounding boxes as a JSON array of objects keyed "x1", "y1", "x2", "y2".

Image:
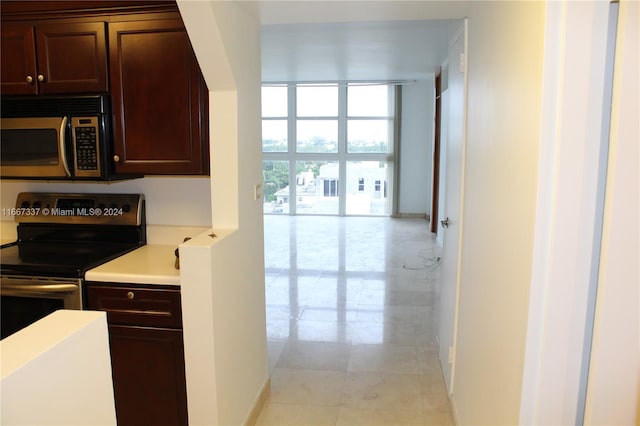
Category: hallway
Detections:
[{"x1": 257, "y1": 215, "x2": 452, "y2": 425}]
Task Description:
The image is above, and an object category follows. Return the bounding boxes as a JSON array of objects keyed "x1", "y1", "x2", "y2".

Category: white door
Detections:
[{"x1": 438, "y1": 21, "x2": 467, "y2": 393}]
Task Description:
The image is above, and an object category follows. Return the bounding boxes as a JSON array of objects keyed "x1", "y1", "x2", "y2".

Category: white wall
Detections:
[
  {"x1": 178, "y1": 1, "x2": 268, "y2": 425},
  {"x1": 398, "y1": 79, "x2": 434, "y2": 215},
  {"x1": 1, "y1": 311, "x2": 116, "y2": 426},
  {"x1": 451, "y1": 2, "x2": 545, "y2": 424}
]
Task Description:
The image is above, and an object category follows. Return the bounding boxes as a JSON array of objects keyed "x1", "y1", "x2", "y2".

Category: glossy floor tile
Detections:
[{"x1": 258, "y1": 216, "x2": 452, "y2": 426}]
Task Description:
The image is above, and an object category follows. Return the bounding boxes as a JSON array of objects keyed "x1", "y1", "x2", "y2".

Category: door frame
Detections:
[{"x1": 430, "y1": 71, "x2": 442, "y2": 234}]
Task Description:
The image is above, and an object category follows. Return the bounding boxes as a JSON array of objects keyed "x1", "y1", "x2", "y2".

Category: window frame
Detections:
[{"x1": 262, "y1": 83, "x2": 395, "y2": 216}]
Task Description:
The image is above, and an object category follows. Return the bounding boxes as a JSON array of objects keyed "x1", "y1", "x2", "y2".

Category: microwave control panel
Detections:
[{"x1": 71, "y1": 117, "x2": 101, "y2": 177}]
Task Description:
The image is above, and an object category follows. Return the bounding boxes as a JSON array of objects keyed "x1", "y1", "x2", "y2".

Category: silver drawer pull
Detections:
[{"x1": 127, "y1": 291, "x2": 135, "y2": 300}]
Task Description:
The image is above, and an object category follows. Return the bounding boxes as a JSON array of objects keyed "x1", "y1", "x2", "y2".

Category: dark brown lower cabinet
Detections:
[
  {"x1": 85, "y1": 283, "x2": 187, "y2": 426},
  {"x1": 109, "y1": 325, "x2": 187, "y2": 426}
]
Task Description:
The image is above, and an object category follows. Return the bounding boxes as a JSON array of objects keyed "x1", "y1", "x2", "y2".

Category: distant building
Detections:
[{"x1": 267, "y1": 162, "x2": 388, "y2": 214}]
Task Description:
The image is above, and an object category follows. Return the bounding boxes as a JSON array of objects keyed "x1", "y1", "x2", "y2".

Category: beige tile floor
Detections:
[{"x1": 258, "y1": 215, "x2": 452, "y2": 426}]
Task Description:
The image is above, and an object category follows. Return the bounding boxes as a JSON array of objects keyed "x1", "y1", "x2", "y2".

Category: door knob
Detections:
[
  {"x1": 37, "y1": 74, "x2": 45, "y2": 82},
  {"x1": 26, "y1": 75, "x2": 33, "y2": 83},
  {"x1": 113, "y1": 155, "x2": 120, "y2": 163},
  {"x1": 441, "y1": 217, "x2": 450, "y2": 228}
]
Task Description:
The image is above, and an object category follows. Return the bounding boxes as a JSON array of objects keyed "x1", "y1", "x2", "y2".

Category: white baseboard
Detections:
[
  {"x1": 449, "y1": 394, "x2": 460, "y2": 425},
  {"x1": 244, "y1": 378, "x2": 271, "y2": 426},
  {"x1": 391, "y1": 213, "x2": 428, "y2": 219}
]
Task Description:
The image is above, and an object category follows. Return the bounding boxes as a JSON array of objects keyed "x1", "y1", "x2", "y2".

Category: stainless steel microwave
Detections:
[{"x1": 0, "y1": 95, "x2": 135, "y2": 181}]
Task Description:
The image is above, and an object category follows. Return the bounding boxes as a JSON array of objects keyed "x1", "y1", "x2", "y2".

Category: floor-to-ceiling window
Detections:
[{"x1": 262, "y1": 83, "x2": 395, "y2": 216}]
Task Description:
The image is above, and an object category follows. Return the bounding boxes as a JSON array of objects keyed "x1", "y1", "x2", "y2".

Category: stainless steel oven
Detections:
[
  {"x1": 0, "y1": 276, "x2": 82, "y2": 338},
  {"x1": 0, "y1": 192, "x2": 146, "y2": 339}
]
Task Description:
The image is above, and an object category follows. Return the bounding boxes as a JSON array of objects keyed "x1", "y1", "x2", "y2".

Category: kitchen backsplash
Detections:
[{"x1": 0, "y1": 177, "x2": 212, "y2": 227}]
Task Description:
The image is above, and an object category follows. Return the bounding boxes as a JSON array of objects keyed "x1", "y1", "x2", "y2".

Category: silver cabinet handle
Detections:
[
  {"x1": 37, "y1": 74, "x2": 45, "y2": 82},
  {"x1": 113, "y1": 155, "x2": 120, "y2": 163},
  {"x1": 26, "y1": 75, "x2": 33, "y2": 83},
  {"x1": 127, "y1": 291, "x2": 134, "y2": 300},
  {"x1": 441, "y1": 217, "x2": 450, "y2": 228}
]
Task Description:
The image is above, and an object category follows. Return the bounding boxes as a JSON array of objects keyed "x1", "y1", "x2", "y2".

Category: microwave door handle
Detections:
[{"x1": 59, "y1": 116, "x2": 71, "y2": 177}]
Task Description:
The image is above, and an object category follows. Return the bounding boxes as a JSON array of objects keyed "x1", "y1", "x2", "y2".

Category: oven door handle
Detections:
[{"x1": 1, "y1": 282, "x2": 79, "y2": 294}]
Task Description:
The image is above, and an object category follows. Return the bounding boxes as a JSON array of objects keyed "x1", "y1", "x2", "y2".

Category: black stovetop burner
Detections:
[
  {"x1": 0, "y1": 192, "x2": 146, "y2": 278},
  {"x1": 1, "y1": 240, "x2": 141, "y2": 278}
]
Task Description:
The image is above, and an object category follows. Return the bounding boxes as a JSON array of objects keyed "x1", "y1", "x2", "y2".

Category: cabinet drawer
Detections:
[{"x1": 86, "y1": 285, "x2": 182, "y2": 329}]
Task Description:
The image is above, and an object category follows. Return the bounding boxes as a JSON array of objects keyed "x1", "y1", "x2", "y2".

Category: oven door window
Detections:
[{"x1": 1, "y1": 295, "x2": 64, "y2": 339}]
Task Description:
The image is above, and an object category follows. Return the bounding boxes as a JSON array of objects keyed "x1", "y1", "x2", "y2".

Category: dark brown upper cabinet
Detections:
[
  {"x1": 109, "y1": 18, "x2": 209, "y2": 175},
  {"x1": 1, "y1": 1, "x2": 210, "y2": 176},
  {"x1": 1, "y1": 21, "x2": 108, "y2": 95}
]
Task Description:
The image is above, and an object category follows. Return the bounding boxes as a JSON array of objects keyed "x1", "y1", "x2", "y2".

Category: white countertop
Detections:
[
  {"x1": 1, "y1": 310, "x2": 109, "y2": 379},
  {"x1": 85, "y1": 245, "x2": 180, "y2": 286},
  {"x1": 1, "y1": 310, "x2": 117, "y2": 425}
]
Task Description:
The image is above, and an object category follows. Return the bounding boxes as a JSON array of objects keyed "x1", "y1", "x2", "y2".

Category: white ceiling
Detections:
[
  {"x1": 249, "y1": 1, "x2": 468, "y2": 25},
  {"x1": 261, "y1": 20, "x2": 454, "y2": 82},
  {"x1": 251, "y1": 1, "x2": 464, "y2": 83}
]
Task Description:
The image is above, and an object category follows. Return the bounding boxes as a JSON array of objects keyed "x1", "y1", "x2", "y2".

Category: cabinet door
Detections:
[
  {"x1": 109, "y1": 325, "x2": 188, "y2": 426},
  {"x1": 109, "y1": 19, "x2": 209, "y2": 175},
  {"x1": 1, "y1": 22, "x2": 38, "y2": 95},
  {"x1": 35, "y1": 21, "x2": 108, "y2": 94}
]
